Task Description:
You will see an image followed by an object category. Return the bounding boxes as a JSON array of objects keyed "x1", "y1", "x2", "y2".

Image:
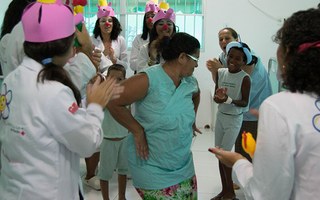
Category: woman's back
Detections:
[
  {"x1": 0, "y1": 57, "x2": 104, "y2": 200},
  {"x1": 253, "y1": 91, "x2": 320, "y2": 200},
  {"x1": 0, "y1": 58, "x2": 81, "y2": 200}
]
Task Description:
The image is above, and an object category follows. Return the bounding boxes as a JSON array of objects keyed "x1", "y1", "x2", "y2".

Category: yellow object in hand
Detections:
[{"x1": 241, "y1": 131, "x2": 256, "y2": 158}]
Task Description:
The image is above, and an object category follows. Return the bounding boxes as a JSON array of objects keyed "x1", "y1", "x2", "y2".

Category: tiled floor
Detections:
[{"x1": 81, "y1": 129, "x2": 245, "y2": 200}]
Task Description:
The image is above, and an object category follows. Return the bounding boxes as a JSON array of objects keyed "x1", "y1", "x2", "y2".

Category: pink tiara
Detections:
[
  {"x1": 97, "y1": 2, "x2": 115, "y2": 18},
  {"x1": 152, "y1": 8, "x2": 175, "y2": 23},
  {"x1": 145, "y1": 2, "x2": 159, "y2": 13},
  {"x1": 22, "y1": 0, "x2": 75, "y2": 42}
]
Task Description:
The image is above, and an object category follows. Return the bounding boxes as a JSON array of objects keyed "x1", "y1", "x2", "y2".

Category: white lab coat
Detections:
[
  {"x1": 0, "y1": 57, "x2": 103, "y2": 200},
  {"x1": 65, "y1": 53, "x2": 97, "y2": 97},
  {"x1": 129, "y1": 34, "x2": 149, "y2": 72},
  {"x1": 232, "y1": 91, "x2": 320, "y2": 200},
  {"x1": 136, "y1": 43, "x2": 165, "y2": 73},
  {"x1": 0, "y1": 22, "x2": 25, "y2": 78},
  {"x1": 91, "y1": 35, "x2": 128, "y2": 71}
]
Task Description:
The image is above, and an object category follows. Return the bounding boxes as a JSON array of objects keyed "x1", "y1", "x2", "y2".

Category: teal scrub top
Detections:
[{"x1": 128, "y1": 64, "x2": 199, "y2": 190}]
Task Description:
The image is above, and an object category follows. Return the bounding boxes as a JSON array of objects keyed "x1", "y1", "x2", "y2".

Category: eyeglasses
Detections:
[{"x1": 186, "y1": 54, "x2": 199, "y2": 63}]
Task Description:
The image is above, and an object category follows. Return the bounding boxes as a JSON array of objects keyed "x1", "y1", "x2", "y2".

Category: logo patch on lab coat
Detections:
[
  {"x1": 313, "y1": 99, "x2": 320, "y2": 132},
  {"x1": 68, "y1": 102, "x2": 79, "y2": 114},
  {"x1": 0, "y1": 83, "x2": 12, "y2": 120}
]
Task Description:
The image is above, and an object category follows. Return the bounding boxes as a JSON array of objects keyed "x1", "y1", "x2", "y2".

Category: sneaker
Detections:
[{"x1": 83, "y1": 176, "x2": 101, "y2": 191}]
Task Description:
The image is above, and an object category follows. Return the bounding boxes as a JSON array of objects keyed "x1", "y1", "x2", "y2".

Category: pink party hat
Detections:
[
  {"x1": 74, "y1": 13, "x2": 84, "y2": 24},
  {"x1": 97, "y1": 0, "x2": 115, "y2": 18},
  {"x1": 152, "y1": 8, "x2": 175, "y2": 23},
  {"x1": 22, "y1": 0, "x2": 75, "y2": 42},
  {"x1": 145, "y1": 1, "x2": 159, "y2": 13}
]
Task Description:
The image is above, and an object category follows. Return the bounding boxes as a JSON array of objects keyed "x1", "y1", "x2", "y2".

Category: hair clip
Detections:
[
  {"x1": 298, "y1": 41, "x2": 320, "y2": 53},
  {"x1": 41, "y1": 58, "x2": 52, "y2": 65}
]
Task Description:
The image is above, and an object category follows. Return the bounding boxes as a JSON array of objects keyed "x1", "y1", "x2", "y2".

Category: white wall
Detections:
[
  {"x1": 194, "y1": 0, "x2": 318, "y2": 128},
  {"x1": 0, "y1": 0, "x2": 11, "y2": 30}
]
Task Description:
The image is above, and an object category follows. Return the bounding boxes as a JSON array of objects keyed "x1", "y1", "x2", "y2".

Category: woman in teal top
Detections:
[{"x1": 108, "y1": 32, "x2": 201, "y2": 199}]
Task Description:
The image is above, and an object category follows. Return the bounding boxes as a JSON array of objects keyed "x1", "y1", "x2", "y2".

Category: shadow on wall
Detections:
[
  {"x1": 268, "y1": 57, "x2": 285, "y2": 94},
  {"x1": 210, "y1": 88, "x2": 218, "y2": 131}
]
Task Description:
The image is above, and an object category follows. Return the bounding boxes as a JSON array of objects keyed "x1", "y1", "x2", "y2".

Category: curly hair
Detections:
[
  {"x1": 93, "y1": 16, "x2": 122, "y2": 41},
  {"x1": 274, "y1": 8, "x2": 320, "y2": 96}
]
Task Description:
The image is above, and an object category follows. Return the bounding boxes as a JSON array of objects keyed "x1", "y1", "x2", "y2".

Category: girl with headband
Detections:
[{"x1": 212, "y1": 41, "x2": 252, "y2": 200}]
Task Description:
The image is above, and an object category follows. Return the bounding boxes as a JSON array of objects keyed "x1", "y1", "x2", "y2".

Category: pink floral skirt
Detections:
[{"x1": 135, "y1": 175, "x2": 197, "y2": 200}]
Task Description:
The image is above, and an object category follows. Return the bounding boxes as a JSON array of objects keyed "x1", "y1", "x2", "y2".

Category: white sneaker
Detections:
[{"x1": 83, "y1": 176, "x2": 101, "y2": 191}]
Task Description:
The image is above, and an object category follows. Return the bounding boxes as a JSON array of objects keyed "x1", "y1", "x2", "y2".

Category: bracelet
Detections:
[{"x1": 224, "y1": 96, "x2": 233, "y2": 104}]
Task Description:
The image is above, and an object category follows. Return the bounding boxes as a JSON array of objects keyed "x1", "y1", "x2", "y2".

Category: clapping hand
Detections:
[
  {"x1": 214, "y1": 87, "x2": 228, "y2": 103},
  {"x1": 206, "y1": 58, "x2": 223, "y2": 72}
]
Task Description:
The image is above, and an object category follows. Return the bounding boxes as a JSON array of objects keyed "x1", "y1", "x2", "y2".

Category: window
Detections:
[{"x1": 84, "y1": 0, "x2": 204, "y2": 49}]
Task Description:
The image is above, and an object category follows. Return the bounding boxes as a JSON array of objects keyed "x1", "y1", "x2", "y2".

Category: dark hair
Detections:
[
  {"x1": 148, "y1": 19, "x2": 177, "y2": 53},
  {"x1": 24, "y1": 34, "x2": 81, "y2": 105},
  {"x1": 228, "y1": 42, "x2": 251, "y2": 64},
  {"x1": 274, "y1": 8, "x2": 320, "y2": 96},
  {"x1": 106, "y1": 64, "x2": 126, "y2": 78},
  {"x1": 141, "y1": 12, "x2": 151, "y2": 40},
  {"x1": 219, "y1": 27, "x2": 238, "y2": 40},
  {"x1": 0, "y1": 0, "x2": 36, "y2": 39},
  {"x1": 93, "y1": 16, "x2": 122, "y2": 41},
  {"x1": 247, "y1": 55, "x2": 258, "y2": 65},
  {"x1": 162, "y1": 32, "x2": 200, "y2": 61}
]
